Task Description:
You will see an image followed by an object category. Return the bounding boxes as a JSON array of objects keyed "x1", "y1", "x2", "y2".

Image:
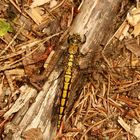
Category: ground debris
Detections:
[
  {"x1": 55, "y1": 1, "x2": 140, "y2": 140},
  {"x1": 0, "y1": 0, "x2": 81, "y2": 139},
  {"x1": 0, "y1": 0, "x2": 140, "y2": 140}
]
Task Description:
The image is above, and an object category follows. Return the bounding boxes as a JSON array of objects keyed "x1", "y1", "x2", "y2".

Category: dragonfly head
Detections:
[
  {"x1": 68, "y1": 33, "x2": 86, "y2": 54},
  {"x1": 68, "y1": 33, "x2": 83, "y2": 45}
]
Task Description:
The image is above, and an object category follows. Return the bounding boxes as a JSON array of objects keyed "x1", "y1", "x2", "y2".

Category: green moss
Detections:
[{"x1": 0, "y1": 18, "x2": 13, "y2": 36}]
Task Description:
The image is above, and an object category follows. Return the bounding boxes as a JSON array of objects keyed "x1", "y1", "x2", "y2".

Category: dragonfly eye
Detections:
[
  {"x1": 73, "y1": 38, "x2": 79, "y2": 44},
  {"x1": 68, "y1": 34, "x2": 82, "y2": 45}
]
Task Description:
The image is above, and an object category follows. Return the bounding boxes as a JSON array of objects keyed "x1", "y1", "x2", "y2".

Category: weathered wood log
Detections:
[{"x1": 3, "y1": 0, "x2": 129, "y2": 140}]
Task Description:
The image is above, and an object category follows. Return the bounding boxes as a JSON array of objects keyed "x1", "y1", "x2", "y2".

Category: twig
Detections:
[
  {"x1": 50, "y1": 0, "x2": 66, "y2": 12},
  {"x1": 102, "y1": 19, "x2": 127, "y2": 68},
  {"x1": 9, "y1": 0, "x2": 28, "y2": 18},
  {"x1": 66, "y1": 91, "x2": 90, "y2": 123},
  {"x1": 107, "y1": 74, "x2": 111, "y2": 115},
  {"x1": 3, "y1": 31, "x2": 63, "y2": 68},
  {"x1": 0, "y1": 50, "x2": 25, "y2": 62},
  {"x1": 80, "y1": 115, "x2": 113, "y2": 140},
  {"x1": 136, "y1": 0, "x2": 139, "y2": 8},
  {"x1": 0, "y1": 119, "x2": 8, "y2": 128},
  {"x1": 119, "y1": 80, "x2": 140, "y2": 89},
  {"x1": 68, "y1": 6, "x2": 74, "y2": 27},
  {"x1": 78, "y1": 0, "x2": 84, "y2": 11},
  {"x1": 0, "y1": 75, "x2": 4, "y2": 96},
  {"x1": 110, "y1": 128, "x2": 123, "y2": 140}
]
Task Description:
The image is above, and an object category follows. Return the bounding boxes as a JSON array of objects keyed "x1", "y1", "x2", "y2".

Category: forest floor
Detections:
[{"x1": 0, "y1": 0, "x2": 140, "y2": 140}]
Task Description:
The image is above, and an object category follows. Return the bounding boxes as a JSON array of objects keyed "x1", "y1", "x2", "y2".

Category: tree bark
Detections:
[{"x1": 3, "y1": 0, "x2": 127, "y2": 140}]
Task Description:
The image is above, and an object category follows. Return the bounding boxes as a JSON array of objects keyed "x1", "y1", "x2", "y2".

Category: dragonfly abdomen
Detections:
[{"x1": 57, "y1": 53, "x2": 74, "y2": 129}]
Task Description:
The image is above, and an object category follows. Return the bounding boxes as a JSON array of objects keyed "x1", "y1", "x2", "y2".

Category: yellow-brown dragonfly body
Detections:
[{"x1": 57, "y1": 34, "x2": 84, "y2": 129}]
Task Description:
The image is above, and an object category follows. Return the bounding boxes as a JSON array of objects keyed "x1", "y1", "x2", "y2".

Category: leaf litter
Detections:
[
  {"x1": 56, "y1": 1, "x2": 140, "y2": 140},
  {"x1": 0, "y1": 0, "x2": 140, "y2": 140}
]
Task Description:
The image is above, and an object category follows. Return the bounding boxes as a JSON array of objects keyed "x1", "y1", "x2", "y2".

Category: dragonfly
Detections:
[{"x1": 57, "y1": 33, "x2": 86, "y2": 131}]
